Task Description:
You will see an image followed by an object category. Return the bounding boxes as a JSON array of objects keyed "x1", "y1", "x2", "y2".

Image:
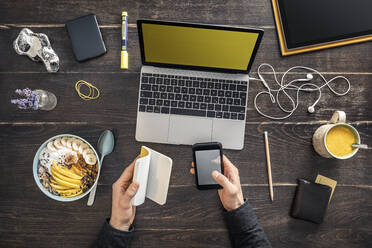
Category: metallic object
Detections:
[
  {"x1": 13, "y1": 28, "x2": 60, "y2": 72},
  {"x1": 87, "y1": 130, "x2": 115, "y2": 206},
  {"x1": 352, "y1": 144, "x2": 368, "y2": 149}
]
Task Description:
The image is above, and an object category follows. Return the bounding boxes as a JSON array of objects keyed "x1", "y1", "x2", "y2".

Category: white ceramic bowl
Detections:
[{"x1": 33, "y1": 134, "x2": 101, "y2": 202}]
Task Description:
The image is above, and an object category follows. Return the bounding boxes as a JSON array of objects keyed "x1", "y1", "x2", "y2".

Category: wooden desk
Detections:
[{"x1": 0, "y1": 1, "x2": 371, "y2": 247}]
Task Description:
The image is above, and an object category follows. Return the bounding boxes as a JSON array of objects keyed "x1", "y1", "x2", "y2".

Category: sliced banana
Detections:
[
  {"x1": 53, "y1": 138, "x2": 64, "y2": 150},
  {"x1": 82, "y1": 148, "x2": 94, "y2": 159},
  {"x1": 61, "y1": 137, "x2": 69, "y2": 147},
  {"x1": 72, "y1": 139, "x2": 82, "y2": 151},
  {"x1": 66, "y1": 138, "x2": 75, "y2": 149},
  {"x1": 47, "y1": 141, "x2": 57, "y2": 152},
  {"x1": 78, "y1": 143, "x2": 89, "y2": 154},
  {"x1": 85, "y1": 154, "x2": 97, "y2": 165}
]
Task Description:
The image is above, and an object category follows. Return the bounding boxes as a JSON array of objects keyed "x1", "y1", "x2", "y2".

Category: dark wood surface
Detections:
[{"x1": 0, "y1": 1, "x2": 371, "y2": 247}]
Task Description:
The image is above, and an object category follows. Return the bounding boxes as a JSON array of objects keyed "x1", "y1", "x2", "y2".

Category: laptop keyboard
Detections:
[{"x1": 138, "y1": 73, "x2": 248, "y2": 120}]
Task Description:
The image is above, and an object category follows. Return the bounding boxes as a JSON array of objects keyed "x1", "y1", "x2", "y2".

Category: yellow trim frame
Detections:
[{"x1": 272, "y1": 0, "x2": 372, "y2": 56}]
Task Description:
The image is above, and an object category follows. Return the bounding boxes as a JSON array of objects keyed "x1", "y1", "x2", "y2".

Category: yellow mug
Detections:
[{"x1": 312, "y1": 111, "x2": 361, "y2": 159}]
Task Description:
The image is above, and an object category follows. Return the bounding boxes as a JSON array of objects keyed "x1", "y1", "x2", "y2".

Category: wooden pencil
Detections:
[{"x1": 264, "y1": 131, "x2": 274, "y2": 202}]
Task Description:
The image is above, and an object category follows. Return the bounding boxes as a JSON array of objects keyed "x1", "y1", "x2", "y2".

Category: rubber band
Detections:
[{"x1": 75, "y1": 80, "x2": 100, "y2": 100}]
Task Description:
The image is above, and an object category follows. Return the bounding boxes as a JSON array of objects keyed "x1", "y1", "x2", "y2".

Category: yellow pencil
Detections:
[{"x1": 264, "y1": 131, "x2": 274, "y2": 202}]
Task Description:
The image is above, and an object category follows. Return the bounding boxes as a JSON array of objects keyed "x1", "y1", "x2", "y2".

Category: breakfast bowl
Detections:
[{"x1": 33, "y1": 134, "x2": 101, "y2": 202}]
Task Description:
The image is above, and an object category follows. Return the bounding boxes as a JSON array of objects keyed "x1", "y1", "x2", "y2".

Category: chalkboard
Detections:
[{"x1": 272, "y1": 0, "x2": 372, "y2": 55}]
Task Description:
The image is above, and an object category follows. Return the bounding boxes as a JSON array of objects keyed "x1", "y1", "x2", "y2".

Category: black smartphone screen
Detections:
[{"x1": 193, "y1": 142, "x2": 223, "y2": 190}]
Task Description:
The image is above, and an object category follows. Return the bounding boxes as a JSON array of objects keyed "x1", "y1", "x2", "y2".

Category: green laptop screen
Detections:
[{"x1": 141, "y1": 23, "x2": 260, "y2": 71}]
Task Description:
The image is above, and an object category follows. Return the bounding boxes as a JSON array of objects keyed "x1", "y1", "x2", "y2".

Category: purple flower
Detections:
[
  {"x1": 15, "y1": 88, "x2": 32, "y2": 97},
  {"x1": 15, "y1": 89, "x2": 23, "y2": 95},
  {"x1": 11, "y1": 88, "x2": 39, "y2": 110},
  {"x1": 24, "y1": 88, "x2": 32, "y2": 97}
]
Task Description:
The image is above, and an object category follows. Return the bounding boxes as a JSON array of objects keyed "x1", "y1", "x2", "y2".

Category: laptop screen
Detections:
[{"x1": 138, "y1": 20, "x2": 263, "y2": 73}]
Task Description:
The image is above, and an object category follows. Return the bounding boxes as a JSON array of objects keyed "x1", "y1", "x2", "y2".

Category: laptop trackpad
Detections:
[
  {"x1": 136, "y1": 112, "x2": 170, "y2": 143},
  {"x1": 168, "y1": 116, "x2": 212, "y2": 145}
]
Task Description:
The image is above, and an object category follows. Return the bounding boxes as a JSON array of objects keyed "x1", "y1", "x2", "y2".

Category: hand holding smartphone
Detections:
[{"x1": 192, "y1": 142, "x2": 223, "y2": 190}]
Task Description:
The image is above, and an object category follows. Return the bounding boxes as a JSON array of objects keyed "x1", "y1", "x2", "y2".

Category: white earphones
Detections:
[
  {"x1": 307, "y1": 105, "x2": 315, "y2": 113},
  {"x1": 250, "y1": 63, "x2": 351, "y2": 120}
]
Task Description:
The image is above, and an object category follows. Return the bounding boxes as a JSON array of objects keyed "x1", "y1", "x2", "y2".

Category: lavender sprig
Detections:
[
  {"x1": 15, "y1": 88, "x2": 32, "y2": 97},
  {"x1": 11, "y1": 88, "x2": 40, "y2": 110}
]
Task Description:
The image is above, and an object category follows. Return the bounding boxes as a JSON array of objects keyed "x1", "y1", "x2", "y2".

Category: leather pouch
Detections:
[
  {"x1": 66, "y1": 14, "x2": 106, "y2": 61},
  {"x1": 291, "y1": 179, "x2": 332, "y2": 224}
]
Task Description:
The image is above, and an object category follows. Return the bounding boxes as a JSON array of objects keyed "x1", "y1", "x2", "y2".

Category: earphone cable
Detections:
[{"x1": 249, "y1": 63, "x2": 351, "y2": 120}]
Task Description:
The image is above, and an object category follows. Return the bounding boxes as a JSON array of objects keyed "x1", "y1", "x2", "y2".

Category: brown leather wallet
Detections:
[{"x1": 291, "y1": 179, "x2": 332, "y2": 224}]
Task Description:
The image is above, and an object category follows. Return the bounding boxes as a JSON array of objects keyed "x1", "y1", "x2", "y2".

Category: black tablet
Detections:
[{"x1": 272, "y1": 0, "x2": 372, "y2": 55}]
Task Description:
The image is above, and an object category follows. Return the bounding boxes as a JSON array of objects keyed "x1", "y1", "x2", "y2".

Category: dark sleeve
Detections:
[
  {"x1": 223, "y1": 201, "x2": 272, "y2": 248},
  {"x1": 91, "y1": 219, "x2": 133, "y2": 248}
]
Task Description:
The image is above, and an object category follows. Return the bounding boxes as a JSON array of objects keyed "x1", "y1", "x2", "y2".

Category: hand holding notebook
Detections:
[{"x1": 131, "y1": 146, "x2": 172, "y2": 206}]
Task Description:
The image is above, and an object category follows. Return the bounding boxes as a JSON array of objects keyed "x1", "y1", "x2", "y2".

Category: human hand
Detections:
[
  {"x1": 190, "y1": 155, "x2": 244, "y2": 211},
  {"x1": 110, "y1": 157, "x2": 140, "y2": 231}
]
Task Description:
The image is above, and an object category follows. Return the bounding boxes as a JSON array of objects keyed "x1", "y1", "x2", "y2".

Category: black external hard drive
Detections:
[{"x1": 66, "y1": 14, "x2": 107, "y2": 62}]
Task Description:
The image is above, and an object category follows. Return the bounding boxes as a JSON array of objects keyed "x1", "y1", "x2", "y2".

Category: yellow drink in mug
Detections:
[{"x1": 313, "y1": 111, "x2": 360, "y2": 159}]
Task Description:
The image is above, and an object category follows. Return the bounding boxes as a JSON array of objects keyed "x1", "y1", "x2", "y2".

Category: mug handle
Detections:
[{"x1": 330, "y1": 111, "x2": 346, "y2": 123}]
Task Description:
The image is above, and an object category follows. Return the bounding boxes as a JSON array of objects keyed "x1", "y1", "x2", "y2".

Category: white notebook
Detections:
[{"x1": 131, "y1": 146, "x2": 173, "y2": 206}]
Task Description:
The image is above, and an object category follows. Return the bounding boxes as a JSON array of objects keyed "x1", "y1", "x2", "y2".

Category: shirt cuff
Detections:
[
  {"x1": 222, "y1": 200, "x2": 259, "y2": 233},
  {"x1": 104, "y1": 218, "x2": 134, "y2": 234}
]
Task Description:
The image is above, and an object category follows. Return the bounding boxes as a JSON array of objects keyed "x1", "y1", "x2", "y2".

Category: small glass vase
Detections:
[{"x1": 33, "y1": 89, "x2": 57, "y2": 111}]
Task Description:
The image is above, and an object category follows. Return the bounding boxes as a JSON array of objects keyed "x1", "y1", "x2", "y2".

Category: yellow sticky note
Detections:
[{"x1": 315, "y1": 174, "x2": 337, "y2": 203}]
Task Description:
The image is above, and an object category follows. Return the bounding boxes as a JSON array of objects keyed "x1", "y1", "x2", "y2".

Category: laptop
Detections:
[{"x1": 135, "y1": 20, "x2": 263, "y2": 150}]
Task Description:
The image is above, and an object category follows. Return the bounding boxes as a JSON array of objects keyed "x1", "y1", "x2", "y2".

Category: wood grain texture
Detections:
[
  {"x1": 1, "y1": 0, "x2": 372, "y2": 247},
  {"x1": 0, "y1": 0, "x2": 274, "y2": 26},
  {"x1": 0, "y1": 124, "x2": 371, "y2": 187},
  {"x1": 2, "y1": 26, "x2": 372, "y2": 73},
  {"x1": 0, "y1": 73, "x2": 370, "y2": 123},
  {"x1": 0, "y1": 184, "x2": 371, "y2": 248}
]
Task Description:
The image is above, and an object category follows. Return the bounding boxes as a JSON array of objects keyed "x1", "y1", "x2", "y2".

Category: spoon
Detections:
[
  {"x1": 352, "y1": 144, "x2": 369, "y2": 149},
  {"x1": 87, "y1": 130, "x2": 115, "y2": 206}
]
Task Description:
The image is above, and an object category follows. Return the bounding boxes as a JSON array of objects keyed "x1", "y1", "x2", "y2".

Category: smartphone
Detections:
[{"x1": 192, "y1": 142, "x2": 223, "y2": 190}]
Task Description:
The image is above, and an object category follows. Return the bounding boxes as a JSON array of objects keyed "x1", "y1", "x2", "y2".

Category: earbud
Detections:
[
  {"x1": 308, "y1": 105, "x2": 315, "y2": 113},
  {"x1": 295, "y1": 73, "x2": 313, "y2": 83},
  {"x1": 253, "y1": 63, "x2": 351, "y2": 120}
]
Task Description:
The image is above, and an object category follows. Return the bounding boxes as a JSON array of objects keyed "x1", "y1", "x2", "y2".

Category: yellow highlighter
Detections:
[{"x1": 121, "y1": 12, "x2": 128, "y2": 69}]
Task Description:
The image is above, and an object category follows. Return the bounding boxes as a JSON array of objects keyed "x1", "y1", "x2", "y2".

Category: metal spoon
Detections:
[
  {"x1": 352, "y1": 144, "x2": 369, "y2": 149},
  {"x1": 87, "y1": 130, "x2": 115, "y2": 206}
]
